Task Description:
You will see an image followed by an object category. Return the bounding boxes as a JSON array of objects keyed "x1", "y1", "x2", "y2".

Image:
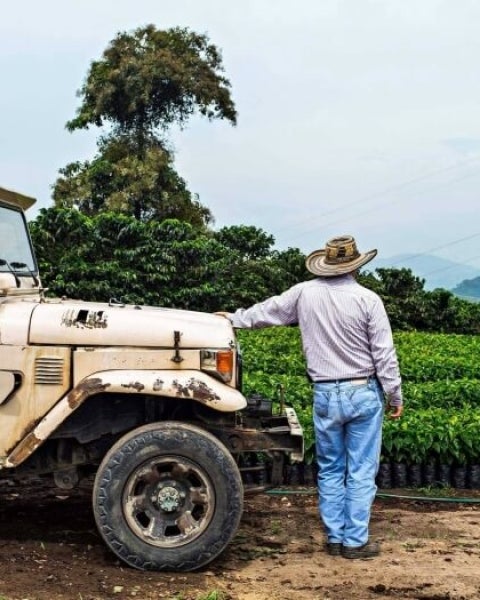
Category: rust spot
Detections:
[
  {"x1": 121, "y1": 381, "x2": 145, "y2": 392},
  {"x1": 189, "y1": 379, "x2": 221, "y2": 402},
  {"x1": 172, "y1": 379, "x2": 191, "y2": 398},
  {"x1": 7, "y1": 432, "x2": 42, "y2": 467},
  {"x1": 173, "y1": 378, "x2": 221, "y2": 403},
  {"x1": 68, "y1": 378, "x2": 110, "y2": 409},
  {"x1": 153, "y1": 378, "x2": 164, "y2": 392},
  {"x1": 17, "y1": 418, "x2": 42, "y2": 443},
  {"x1": 8, "y1": 378, "x2": 111, "y2": 467}
]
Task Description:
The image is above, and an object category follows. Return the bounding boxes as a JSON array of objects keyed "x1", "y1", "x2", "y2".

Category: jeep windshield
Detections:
[{"x1": 0, "y1": 204, "x2": 37, "y2": 273}]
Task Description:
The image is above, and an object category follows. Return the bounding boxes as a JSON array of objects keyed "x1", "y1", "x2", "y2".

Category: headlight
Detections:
[{"x1": 200, "y1": 349, "x2": 234, "y2": 383}]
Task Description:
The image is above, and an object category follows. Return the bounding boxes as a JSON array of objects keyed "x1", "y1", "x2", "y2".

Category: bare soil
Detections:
[{"x1": 0, "y1": 478, "x2": 479, "y2": 600}]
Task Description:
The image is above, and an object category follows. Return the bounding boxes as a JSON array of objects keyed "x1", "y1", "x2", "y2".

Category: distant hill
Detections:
[
  {"x1": 369, "y1": 254, "x2": 480, "y2": 291},
  {"x1": 451, "y1": 277, "x2": 480, "y2": 301}
]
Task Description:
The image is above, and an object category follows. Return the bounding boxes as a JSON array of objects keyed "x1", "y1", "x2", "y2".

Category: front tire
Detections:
[{"x1": 93, "y1": 421, "x2": 243, "y2": 571}]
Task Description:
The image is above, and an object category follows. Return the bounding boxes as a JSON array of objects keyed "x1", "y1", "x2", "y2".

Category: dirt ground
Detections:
[{"x1": 0, "y1": 478, "x2": 479, "y2": 600}]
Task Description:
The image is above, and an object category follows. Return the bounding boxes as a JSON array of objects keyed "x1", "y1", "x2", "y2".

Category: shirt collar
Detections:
[{"x1": 312, "y1": 274, "x2": 357, "y2": 289}]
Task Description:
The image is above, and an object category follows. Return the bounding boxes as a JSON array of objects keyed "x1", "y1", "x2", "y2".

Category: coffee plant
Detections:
[{"x1": 237, "y1": 328, "x2": 480, "y2": 481}]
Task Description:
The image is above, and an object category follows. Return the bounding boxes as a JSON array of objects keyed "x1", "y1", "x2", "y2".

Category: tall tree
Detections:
[
  {"x1": 54, "y1": 25, "x2": 236, "y2": 223},
  {"x1": 66, "y1": 25, "x2": 237, "y2": 135},
  {"x1": 53, "y1": 136, "x2": 212, "y2": 225}
]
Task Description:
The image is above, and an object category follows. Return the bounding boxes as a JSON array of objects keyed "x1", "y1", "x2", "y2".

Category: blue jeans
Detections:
[{"x1": 313, "y1": 378, "x2": 384, "y2": 548}]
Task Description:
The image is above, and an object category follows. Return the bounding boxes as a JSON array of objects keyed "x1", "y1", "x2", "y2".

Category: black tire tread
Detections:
[{"x1": 93, "y1": 422, "x2": 243, "y2": 571}]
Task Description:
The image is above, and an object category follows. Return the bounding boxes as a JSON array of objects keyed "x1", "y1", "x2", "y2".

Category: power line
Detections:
[
  {"x1": 421, "y1": 254, "x2": 480, "y2": 278},
  {"x1": 278, "y1": 155, "x2": 480, "y2": 242},
  {"x1": 388, "y1": 232, "x2": 480, "y2": 268},
  {"x1": 282, "y1": 164, "x2": 480, "y2": 242}
]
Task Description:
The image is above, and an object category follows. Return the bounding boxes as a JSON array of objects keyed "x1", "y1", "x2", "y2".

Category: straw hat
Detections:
[{"x1": 305, "y1": 235, "x2": 377, "y2": 277}]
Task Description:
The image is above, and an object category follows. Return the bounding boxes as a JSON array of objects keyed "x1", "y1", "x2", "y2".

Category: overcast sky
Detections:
[{"x1": 2, "y1": 0, "x2": 480, "y2": 268}]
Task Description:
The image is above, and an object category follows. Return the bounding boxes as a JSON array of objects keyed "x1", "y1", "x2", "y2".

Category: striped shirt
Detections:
[{"x1": 229, "y1": 274, "x2": 402, "y2": 406}]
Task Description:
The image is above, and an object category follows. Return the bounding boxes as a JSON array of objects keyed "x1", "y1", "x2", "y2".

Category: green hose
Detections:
[
  {"x1": 265, "y1": 488, "x2": 480, "y2": 504},
  {"x1": 376, "y1": 491, "x2": 480, "y2": 504}
]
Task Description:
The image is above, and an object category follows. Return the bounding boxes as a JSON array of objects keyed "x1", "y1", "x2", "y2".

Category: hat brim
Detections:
[{"x1": 305, "y1": 248, "x2": 377, "y2": 277}]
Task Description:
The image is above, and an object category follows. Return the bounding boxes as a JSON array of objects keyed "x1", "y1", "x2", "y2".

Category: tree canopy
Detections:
[
  {"x1": 67, "y1": 25, "x2": 237, "y2": 134},
  {"x1": 29, "y1": 206, "x2": 480, "y2": 334},
  {"x1": 359, "y1": 268, "x2": 480, "y2": 333},
  {"x1": 54, "y1": 25, "x2": 236, "y2": 223},
  {"x1": 53, "y1": 136, "x2": 212, "y2": 224},
  {"x1": 29, "y1": 208, "x2": 303, "y2": 311}
]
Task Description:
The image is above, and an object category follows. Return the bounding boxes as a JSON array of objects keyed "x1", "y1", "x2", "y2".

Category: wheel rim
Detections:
[{"x1": 123, "y1": 455, "x2": 216, "y2": 548}]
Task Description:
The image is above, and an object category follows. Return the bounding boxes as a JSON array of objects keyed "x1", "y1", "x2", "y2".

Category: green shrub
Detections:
[{"x1": 237, "y1": 328, "x2": 480, "y2": 464}]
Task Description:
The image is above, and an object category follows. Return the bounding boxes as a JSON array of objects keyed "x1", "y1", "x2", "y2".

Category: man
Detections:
[{"x1": 217, "y1": 235, "x2": 403, "y2": 559}]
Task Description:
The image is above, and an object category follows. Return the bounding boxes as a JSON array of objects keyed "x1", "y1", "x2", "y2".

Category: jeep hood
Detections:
[{"x1": 26, "y1": 301, "x2": 236, "y2": 348}]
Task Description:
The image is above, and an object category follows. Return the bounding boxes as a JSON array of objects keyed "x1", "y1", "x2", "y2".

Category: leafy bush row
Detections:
[
  {"x1": 238, "y1": 328, "x2": 480, "y2": 382},
  {"x1": 238, "y1": 328, "x2": 305, "y2": 376},
  {"x1": 238, "y1": 328, "x2": 480, "y2": 465},
  {"x1": 244, "y1": 371, "x2": 480, "y2": 412},
  {"x1": 402, "y1": 379, "x2": 480, "y2": 409},
  {"x1": 395, "y1": 331, "x2": 480, "y2": 381},
  {"x1": 382, "y1": 408, "x2": 480, "y2": 465}
]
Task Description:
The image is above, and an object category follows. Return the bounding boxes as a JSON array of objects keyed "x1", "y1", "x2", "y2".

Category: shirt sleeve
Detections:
[
  {"x1": 367, "y1": 297, "x2": 403, "y2": 406},
  {"x1": 229, "y1": 284, "x2": 302, "y2": 329}
]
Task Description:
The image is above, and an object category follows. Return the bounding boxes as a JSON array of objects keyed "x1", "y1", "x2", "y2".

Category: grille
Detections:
[{"x1": 35, "y1": 357, "x2": 64, "y2": 385}]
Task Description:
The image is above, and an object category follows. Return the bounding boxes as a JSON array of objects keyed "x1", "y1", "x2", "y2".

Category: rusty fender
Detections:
[
  {"x1": 5, "y1": 370, "x2": 246, "y2": 468},
  {"x1": 105, "y1": 369, "x2": 247, "y2": 411}
]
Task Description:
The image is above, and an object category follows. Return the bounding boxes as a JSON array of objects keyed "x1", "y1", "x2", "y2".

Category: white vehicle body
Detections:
[{"x1": 0, "y1": 185, "x2": 303, "y2": 571}]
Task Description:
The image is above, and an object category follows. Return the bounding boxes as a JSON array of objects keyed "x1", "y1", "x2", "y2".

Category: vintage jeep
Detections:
[{"x1": 0, "y1": 186, "x2": 303, "y2": 571}]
